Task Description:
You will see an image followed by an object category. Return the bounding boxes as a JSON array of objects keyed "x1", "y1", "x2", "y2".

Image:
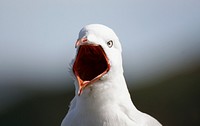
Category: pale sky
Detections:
[{"x1": 0, "y1": 0, "x2": 200, "y2": 88}]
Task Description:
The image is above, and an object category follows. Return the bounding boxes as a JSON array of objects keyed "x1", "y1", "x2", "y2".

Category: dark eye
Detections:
[{"x1": 107, "y1": 40, "x2": 113, "y2": 48}]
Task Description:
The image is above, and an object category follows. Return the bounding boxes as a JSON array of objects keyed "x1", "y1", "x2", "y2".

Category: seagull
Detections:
[{"x1": 61, "y1": 24, "x2": 162, "y2": 126}]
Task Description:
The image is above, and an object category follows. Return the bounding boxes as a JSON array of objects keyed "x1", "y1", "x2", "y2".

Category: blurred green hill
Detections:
[{"x1": 0, "y1": 67, "x2": 200, "y2": 126}]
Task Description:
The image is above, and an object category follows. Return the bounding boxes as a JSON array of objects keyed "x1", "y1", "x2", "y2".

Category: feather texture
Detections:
[{"x1": 61, "y1": 24, "x2": 162, "y2": 126}]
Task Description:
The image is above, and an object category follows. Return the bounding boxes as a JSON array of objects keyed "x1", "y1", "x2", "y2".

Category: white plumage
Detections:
[{"x1": 61, "y1": 24, "x2": 162, "y2": 126}]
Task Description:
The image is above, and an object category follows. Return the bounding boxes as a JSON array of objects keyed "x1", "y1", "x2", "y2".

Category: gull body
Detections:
[{"x1": 61, "y1": 24, "x2": 162, "y2": 126}]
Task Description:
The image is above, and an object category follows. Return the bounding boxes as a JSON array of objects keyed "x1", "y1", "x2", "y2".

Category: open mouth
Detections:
[{"x1": 73, "y1": 45, "x2": 110, "y2": 95}]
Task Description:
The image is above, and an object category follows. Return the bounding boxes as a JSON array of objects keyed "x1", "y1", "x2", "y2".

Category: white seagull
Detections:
[{"x1": 61, "y1": 24, "x2": 162, "y2": 126}]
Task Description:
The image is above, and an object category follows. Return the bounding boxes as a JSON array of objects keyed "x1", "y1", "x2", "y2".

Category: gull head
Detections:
[{"x1": 72, "y1": 24, "x2": 123, "y2": 95}]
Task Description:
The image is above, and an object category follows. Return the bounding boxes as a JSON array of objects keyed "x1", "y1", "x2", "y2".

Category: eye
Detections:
[{"x1": 107, "y1": 40, "x2": 113, "y2": 48}]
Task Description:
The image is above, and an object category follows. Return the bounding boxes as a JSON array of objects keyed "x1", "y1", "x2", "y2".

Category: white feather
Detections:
[{"x1": 61, "y1": 24, "x2": 162, "y2": 126}]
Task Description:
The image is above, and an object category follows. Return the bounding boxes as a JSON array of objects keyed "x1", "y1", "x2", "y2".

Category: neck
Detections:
[
  {"x1": 66, "y1": 72, "x2": 139, "y2": 126},
  {"x1": 74, "y1": 73, "x2": 134, "y2": 109}
]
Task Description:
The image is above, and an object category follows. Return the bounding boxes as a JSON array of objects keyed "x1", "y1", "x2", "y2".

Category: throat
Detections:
[{"x1": 73, "y1": 45, "x2": 110, "y2": 95}]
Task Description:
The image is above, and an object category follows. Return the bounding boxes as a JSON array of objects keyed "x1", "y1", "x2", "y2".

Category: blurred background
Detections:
[{"x1": 0, "y1": 0, "x2": 200, "y2": 125}]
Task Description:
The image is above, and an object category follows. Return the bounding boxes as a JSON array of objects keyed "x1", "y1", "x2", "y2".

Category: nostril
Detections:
[{"x1": 82, "y1": 38, "x2": 87, "y2": 43}]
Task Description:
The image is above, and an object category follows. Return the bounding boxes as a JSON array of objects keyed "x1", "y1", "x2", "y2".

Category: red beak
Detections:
[{"x1": 75, "y1": 38, "x2": 88, "y2": 48}]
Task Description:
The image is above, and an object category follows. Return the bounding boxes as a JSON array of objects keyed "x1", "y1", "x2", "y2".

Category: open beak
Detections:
[{"x1": 73, "y1": 38, "x2": 110, "y2": 95}]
